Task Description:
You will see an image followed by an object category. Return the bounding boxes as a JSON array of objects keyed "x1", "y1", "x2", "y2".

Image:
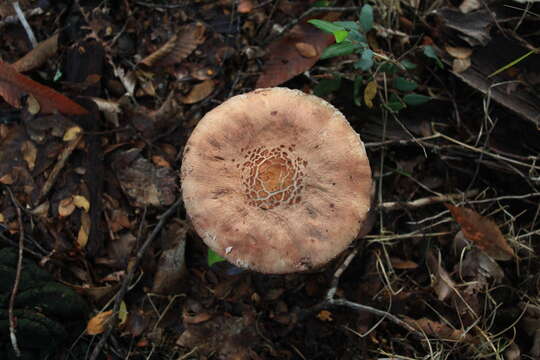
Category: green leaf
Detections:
[
  {"x1": 379, "y1": 62, "x2": 398, "y2": 75},
  {"x1": 314, "y1": 77, "x2": 342, "y2": 97},
  {"x1": 353, "y1": 76, "x2": 364, "y2": 106},
  {"x1": 393, "y1": 77, "x2": 418, "y2": 92},
  {"x1": 384, "y1": 94, "x2": 406, "y2": 112},
  {"x1": 348, "y1": 29, "x2": 366, "y2": 43},
  {"x1": 359, "y1": 4, "x2": 374, "y2": 32},
  {"x1": 423, "y1": 46, "x2": 443, "y2": 68},
  {"x1": 334, "y1": 30, "x2": 349, "y2": 43},
  {"x1": 320, "y1": 41, "x2": 359, "y2": 59},
  {"x1": 308, "y1": 19, "x2": 345, "y2": 34},
  {"x1": 403, "y1": 93, "x2": 431, "y2": 106},
  {"x1": 333, "y1": 21, "x2": 361, "y2": 31},
  {"x1": 207, "y1": 248, "x2": 226, "y2": 266},
  {"x1": 400, "y1": 59, "x2": 417, "y2": 70},
  {"x1": 354, "y1": 49, "x2": 374, "y2": 71}
]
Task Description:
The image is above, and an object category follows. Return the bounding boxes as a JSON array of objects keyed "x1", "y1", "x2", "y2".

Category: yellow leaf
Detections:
[
  {"x1": 317, "y1": 310, "x2": 333, "y2": 322},
  {"x1": 364, "y1": 80, "x2": 377, "y2": 108},
  {"x1": 77, "y1": 212, "x2": 91, "y2": 249},
  {"x1": 86, "y1": 310, "x2": 114, "y2": 335},
  {"x1": 63, "y1": 126, "x2": 82, "y2": 142},
  {"x1": 73, "y1": 195, "x2": 90, "y2": 212},
  {"x1": 118, "y1": 301, "x2": 128, "y2": 326},
  {"x1": 0, "y1": 213, "x2": 4, "y2": 223}
]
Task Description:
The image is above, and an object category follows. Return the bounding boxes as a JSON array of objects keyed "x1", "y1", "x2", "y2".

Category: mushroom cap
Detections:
[{"x1": 181, "y1": 88, "x2": 372, "y2": 274}]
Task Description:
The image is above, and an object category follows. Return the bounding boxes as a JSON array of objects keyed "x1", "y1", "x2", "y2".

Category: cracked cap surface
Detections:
[{"x1": 181, "y1": 87, "x2": 372, "y2": 274}]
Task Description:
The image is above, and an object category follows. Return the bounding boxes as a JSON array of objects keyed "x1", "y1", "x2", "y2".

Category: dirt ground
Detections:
[{"x1": 0, "y1": 1, "x2": 539, "y2": 359}]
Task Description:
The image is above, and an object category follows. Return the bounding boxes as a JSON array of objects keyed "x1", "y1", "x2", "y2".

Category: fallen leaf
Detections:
[
  {"x1": 12, "y1": 33, "x2": 59, "y2": 73},
  {"x1": 317, "y1": 310, "x2": 333, "y2": 322},
  {"x1": 238, "y1": 0, "x2": 253, "y2": 13},
  {"x1": 459, "y1": 0, "x2": 481, "y2": 14},
  {"x1": 180, "y1": 79, "x2": 215, "y2": 104},
  {"x1": 87, "y1": 310, "x2": 114, "y2": 335},
  {"x1": 21, "y1": 140, "x2": 37, "y2": 170},
  {"x1": 452, "y1": 58, "x2": 471, "y2": 73},
  {"x1": 73, "y1": 195, "x2": 90, "y2": 212},
  {"x1": 256, "y1": 21, "x2": 334, "y2": 88},
  {"x1": 445, "y1": 45, "x2": 473, "y2": 59},
  {"x1": 364, "y1": 80, "x2": 377, "y2": 108},
  {"x1": 26, "y1": 94, "x2": 40, "y2": 114},
  {"x1": 403, "y1": 316, "x2": 474, "y2": 342},
  {"x1": 77, "y1": 212, "x2": 91, "y2": 249},
  {"x1": 58, "y1": 197, "x2": 76, "y2": 218},
  {"x1": 390, "y1": 257, "x2": 419, "y2": 270},
  {"x1": 139, "y1": 23, "x2": 205, "y2": 68},
  {"x1": 0, "y1": 60, "x2": 88, "y2": 115},
  {"x1": 426, "y1": 249, "x2": 456, "y2": 301},
  {"x1": 446, "y1": 204, "x2": 514, "y2": 261},
  {"x1": 0, "y1": 213, "x2": 4, "y2": 222},
  {"x1": 295, "y1": 42, "x2": 318, "y2": 58}
]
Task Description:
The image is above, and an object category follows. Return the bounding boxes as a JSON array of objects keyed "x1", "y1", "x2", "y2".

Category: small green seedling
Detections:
[{"x1": 309, "y1": 4, "x2": 437, "y2": 112}]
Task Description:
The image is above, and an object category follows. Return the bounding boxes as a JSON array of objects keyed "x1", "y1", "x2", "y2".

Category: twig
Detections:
[
  {"x1": 7, "y1": 187, "x2": 23, "y2": 357},
  {"x1": 0, "y1": 7, "x2": 43, "y2": 28},
  {"x1": 89, "y1": 199, "x2": 181, "y2": 360},
  {"x1": 134, "y1": 1, "x2": 186, "y2": 9},
  {"x1": 379, "y1": 189, "x2": 480, "y2": 211},
  {"x1": 12, "y1": 1, "x2": 38, "y2": 48},
  {"x1": 38, "y1": 134, "x2": 82, "y2": 202}
]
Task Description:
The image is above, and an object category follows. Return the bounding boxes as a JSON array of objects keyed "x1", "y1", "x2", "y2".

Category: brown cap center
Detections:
[{"x1": 241, "y1": 145, "x2": 306, "y2": 209}]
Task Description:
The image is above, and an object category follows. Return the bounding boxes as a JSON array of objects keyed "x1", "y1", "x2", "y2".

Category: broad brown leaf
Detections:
[
  {"x1": 0, "y1": 60, "x2": 88, "y2": 115},
  {"x1": 139, "y1": 24, "x2": 205, "y2": 68},
  {"x1": 256, "y1": 21, "x2": 334, "y2": 88},
  {"x1": 12, "y1": 33, "x2": 59, "y2": 73},
  {"x1": 446, "y1": 204, "x2": 514, "y2": 261}
]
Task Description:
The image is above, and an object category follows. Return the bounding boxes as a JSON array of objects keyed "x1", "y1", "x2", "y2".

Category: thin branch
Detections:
[
  {"x1": 7, "y1": 187, "x2": 23, "y2": 357},
  {"x1": 379, "y1": 189, "x2": 480, "y2": 211},
  {"x1": 89, "y1": 199, "x2": 181, "y2": 360},
  {"x1": 12, "y1": 1, "x2": 38, "y2": 48}
]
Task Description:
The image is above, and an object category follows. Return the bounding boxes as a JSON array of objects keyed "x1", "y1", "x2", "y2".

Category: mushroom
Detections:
[{"x1": 181, "y1": 87, "x2": 372, "y2": 274}]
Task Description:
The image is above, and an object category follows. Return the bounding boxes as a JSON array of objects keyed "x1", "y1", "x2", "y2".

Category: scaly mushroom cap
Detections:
[{"x1": 181, "y1": 88, "x2": 372, "y2": 274}]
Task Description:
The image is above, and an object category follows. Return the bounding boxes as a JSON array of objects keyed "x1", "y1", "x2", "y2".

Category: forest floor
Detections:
[{"x1": 0, "y1": 1, "x2": 539, "y2": 359}]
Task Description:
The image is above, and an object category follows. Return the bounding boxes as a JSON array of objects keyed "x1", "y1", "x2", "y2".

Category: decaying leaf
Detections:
[
  {"x1": 364, "y1": 80, "x2": 377, "y2": 108},
  {"x1": 58, "y1": 197, "x2": 76, "y2": 218},
  {"x1": 139, "y1": 23, "x2": 205, "y2": 68},
  {"x1": 152, "y1": 220, "x2": 188, "y2": 294},
  {"x1": 390, "y1": 257, "x2": 419, "y2": 270},
  {"x1": 12, "y1": 33, "x2": 59, "y2": 73},
  {"x1": 452, "y1": 58, "x2": 471, "y2": 73},
  {"x1": 73, "y1": 195, "x2": 90, "y2": 212},
  {"x1": 21, "y1": 140, "x2": 37, "y2": 171},
  {"x1": 256, "y1": 21, "x2": 334, "y2": 88},
  {"x1": 317, "y1": 310, "x2": 333, "y2": 322},
  {"x1": 180, "y1": 79, "x2": 215, "y2": 104},
  {"x1": 403, "y1": 316, "x2": 474, "y2": 342},
  {"x1": 426, "y1": 249, "x2": 456, "y2": 301},
  {"x1": 77, "y1": 211, "x2": 91, "y2": 249},
  {"x1": 0, "y1": 60, "x2": 88, "y2": 115},
  {"x1": 446, "y1": 204, "x2": 515, "y2": 261},
  {"x1": 87, "y1": 310, "x2": 114, "y2": 335},
  {"x1": 445, "y1": 46, "x2": 473, "y2": 59}
]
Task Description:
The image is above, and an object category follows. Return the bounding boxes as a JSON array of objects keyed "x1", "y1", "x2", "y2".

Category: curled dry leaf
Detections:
[
  {"x1": 256, "y1": 21, "x2": 334, "y2": 88},
  {"x1": 87, "y1": 310, "x2": 114, "y2": 335},
  {"x1": 0, "y1": 60, "x2": 88, "y2": 115},
  {"x1": 21, "y1": 140, "x2": 37, "y2": 171},
  {"x1": 403, "y1": 316, "x2": 474, "y2": 342},
  {"x1": 180, "y1": 79, "x2": 215, "y2": 104},
  {"x1": 238, "y1": 0, "x2": 254, "y2": 13},
  {"x1": 426, "y1": 249, "x2": 456, "y2": 301},
  {"x1": 445, "y1": 45, "x2": 473, "y2": 59},
  {"x1": 77, "y1": 211, "x2": 91, "y2": 249},
  {"x1": 73, "y1": 195, "x2": 90, "y2": 212},
  {"x1": 12, "y1": 33, "x2": 59, "y2": 73},
  {"x1": 58, "y1": 197, "x2": 76, "y2": 217},
  {"x1": 453, "y1": 58, "x2": 471, "y2": 73},
  {"x1": 446, "y1": 204, "x2": 515, "y2": 261},
  {"x1": 139, "y1": 23, "x2": 205, "y2": 69}
]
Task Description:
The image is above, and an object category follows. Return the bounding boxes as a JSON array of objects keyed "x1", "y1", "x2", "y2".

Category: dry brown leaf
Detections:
[
  {"x1": 426, "y1": 249, "x2": 456, "y2": 301},
  {"x1": 0, "y1": 60, "x2": 88, "y2": 115},
  {"x1": 403, "y1": 316, "x2": 474, "y2": 342},
  {"x1": 390, "y1": 257, "x2": 419, "y2": 270},
  {"x1": 151, "y1": 155, "x2": 171, "y2": 168},
  {"x1": 452, "y1": 58, "x2": 471, "y2": 73},
  {"x1": 140, "y1": 24, "x2": 205, "y2": 68},
  {"x1": 180, "y1": 79, "x2": 215, "y2": 104},
  {"x1": 21, "y1": 140, "x2": 37, "y2": 171},
  {"x1": 238, "y1": 0, "x2": 254, "y2": 13},
  {"x1": 459, "y1": 0, "x2": 481, "y2": 14},
  {"x1": 295, "y1": 42, "x2": 318, "y2": 58},
  {"x1": 256, "y1": 21, "x2": 334, "y2": 88},
  {"x1": 446, "y1": 204, "x2": 514, "y2": 261},
  {"x1": 77, "y1": 211, "x2": 91, "y2": 249},
  {"x1": 86, "y1": 310, "x2": 114, "y2": 335},
  {"x1": 317, "y1": 310, "x2": 333, "y2": 322},
  {"x1": 27, "y1": 94, "x2": 40, "y2": 114},
  {"x1": 63, "y1": 126, "x2": 82, "y2": 141},
  {"x1": 0, "y1": 213, "x2": 4, "y2": 223},
  {"x1": 58, "y1": 197, "x2": 76, "y2": 218},
  {"x1": 445, "y1": 45, "x2": 473, "y2": 59},
  {"x1": 12, "y1": 33, "x2": 59, "y2": 73}
]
